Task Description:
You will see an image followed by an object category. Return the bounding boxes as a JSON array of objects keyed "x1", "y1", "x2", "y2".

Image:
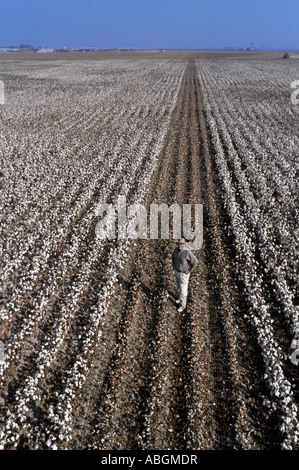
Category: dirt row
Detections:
[
  {"x1": 0, "y1": 59, "x2": 284, "y2": 450},
  {"x1": 71, "y1": 60, "x2": 281, "y2": 450}
]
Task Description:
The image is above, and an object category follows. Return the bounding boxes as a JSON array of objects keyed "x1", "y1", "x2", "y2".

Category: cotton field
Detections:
[{"x1": 0, "y1": 52, "x2": 298, "y2": 450}]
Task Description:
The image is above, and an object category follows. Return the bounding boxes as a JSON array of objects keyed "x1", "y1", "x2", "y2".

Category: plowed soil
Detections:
[{"x1": 70, "y1": 60, "x2": 281, "y2": 450}]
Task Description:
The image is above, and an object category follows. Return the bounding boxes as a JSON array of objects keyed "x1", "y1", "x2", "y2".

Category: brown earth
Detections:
[
  {"x1": 0, "y1": 50, "x2": 291, "y2": 61},
  {"x1": 72, "y1": 60, "x2": 281, "y2": 450},
  {"x1": 0, "y1": 58, "x2": 287, "y2": 450}
]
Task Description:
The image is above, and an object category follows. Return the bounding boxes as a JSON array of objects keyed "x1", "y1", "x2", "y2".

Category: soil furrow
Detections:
[
  {"x1": 9, "y1": 58, "x2": 283, "y2": 450},
  {"x1": 80, "y1": 59, "x2": 274, "y2": 450}
]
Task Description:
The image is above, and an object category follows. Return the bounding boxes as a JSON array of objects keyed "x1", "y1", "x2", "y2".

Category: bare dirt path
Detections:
[{"x1": 76, "y1": 60, "x2": 280, "y2": 450}]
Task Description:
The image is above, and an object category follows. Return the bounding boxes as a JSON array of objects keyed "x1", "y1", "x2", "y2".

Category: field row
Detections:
[
  {"x1": 0, "y1": 59, "x2": 186, "y2": 449},
  {"x1": 196, "y1": 58, "x2": 299, "y2": 449}
]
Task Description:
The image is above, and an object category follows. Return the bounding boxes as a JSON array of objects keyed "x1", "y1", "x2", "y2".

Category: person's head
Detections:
[{"x1": 177, "y1": 238, "x2": 185, "y2": 251}]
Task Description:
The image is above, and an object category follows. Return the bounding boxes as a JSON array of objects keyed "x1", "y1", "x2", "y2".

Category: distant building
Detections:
[
  {"x1": 55, "y1": 47, "x2": 70, "y2": 53},
  {"x1": 71, "y1": 47, "x2": 101, "y2": 52},
  {"x1": 36, "y1": 48, "x2": 55, "y2": 53},
  {"x1": 0, "y1": 47, "x2": 19, "y2": 53}
]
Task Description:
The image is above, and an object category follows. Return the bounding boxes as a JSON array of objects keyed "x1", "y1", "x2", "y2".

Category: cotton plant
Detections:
[
  {"x1": 0, "y1": 59, "x2": 186, "y2": 449},
  {"x1": 196, "y1": 58, "x2": 299, "y2": 449}
]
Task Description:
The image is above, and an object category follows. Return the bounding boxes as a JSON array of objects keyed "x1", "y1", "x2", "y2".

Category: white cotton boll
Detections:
[
  {"x1": 291, "y1": 339, "x2": 299, "y2": 350},
  {"x1": 281, "y1": 441, "x2": 292, "y2": 450}
]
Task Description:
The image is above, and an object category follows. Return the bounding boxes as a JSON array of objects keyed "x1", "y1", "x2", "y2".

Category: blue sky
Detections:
[{"x1": 0, "y1": 0, "x2": 298, "y2": 50}]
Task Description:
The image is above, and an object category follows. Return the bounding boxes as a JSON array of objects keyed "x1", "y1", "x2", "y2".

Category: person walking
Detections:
[{"x1": 172, "y1": 238, "x2": 198, "y2": 312}]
